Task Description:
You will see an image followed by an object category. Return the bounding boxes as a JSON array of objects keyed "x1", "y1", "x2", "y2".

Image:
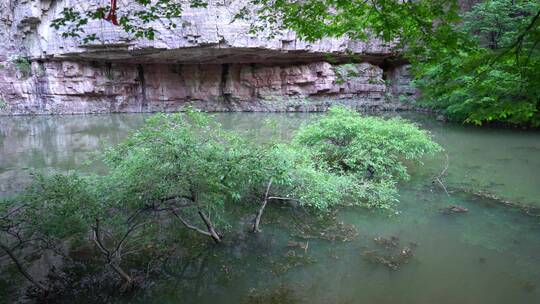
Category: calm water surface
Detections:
[{"x1": 0, "y1": 112, "x2": 539, "y2": 303}]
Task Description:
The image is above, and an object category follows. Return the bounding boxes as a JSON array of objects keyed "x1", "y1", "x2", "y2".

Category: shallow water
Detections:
[{"x1": 1, "y1": 112, "x2": 539, "y2": 303}]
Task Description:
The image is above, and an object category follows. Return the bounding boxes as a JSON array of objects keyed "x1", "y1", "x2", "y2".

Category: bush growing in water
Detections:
[
  {"x1": 0, "y1": 107, "x2": 440, "y2": 296},
  {"x1": 293, "y1": 107, "x2": 442, "y2": 209}
]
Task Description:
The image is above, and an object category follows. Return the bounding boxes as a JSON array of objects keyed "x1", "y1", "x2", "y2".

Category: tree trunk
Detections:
[
  {"x1": 0, "y1": 242, "x2": 48, "y2": 292},
  {"x1": 198, "y1": 211, "x2": 222, "y2": 243},
  {"x1": 92, "y1": 219, "x2": 134, "y2": 287},
  {"x1": 253, "y1": 179, "x2": 273, "y2": 233},
  {"x1": 171, "y1": 210, "x2": 212, "y2": 237},
  {"x1": 109, "y1": 261, "x2": 134, "y2": 288}
]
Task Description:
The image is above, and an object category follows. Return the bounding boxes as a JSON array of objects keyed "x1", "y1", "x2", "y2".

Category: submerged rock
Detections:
[
  {"x1": 362, "y1": 235, "x2": 417, "y2": 270},
  {"x1": 246, "y1": 284, "x2": 300, "y2": 304},
  {"x1": 270, "y1": 252, "x2": 316, "y2": 275},
  {"x1": 436, "y1": 114, "x2": 447, "y2": 122},
  {"x1": 399, "y1": 247, "x2": 413, "y2": 259},
  {"x1": 440, "y1": 205, "x2": 469, "y2": 215},
  {"x1": 287, "y1": 240, "x2": 309, "y2": 253},
  {"x1": 362, "y1": 246, "x2": 414, "y2": 270},
  {"x1": 522, "y1": 281, "x2": 537, "y2": 293},
  {"x1": 373, "y1": 236, "x2": 399, "y2": 248}
]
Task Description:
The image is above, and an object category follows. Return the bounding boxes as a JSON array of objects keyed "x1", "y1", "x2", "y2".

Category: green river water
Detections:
[{"x1": 0, "y1": 112, "x2": 539, "y2": 303}]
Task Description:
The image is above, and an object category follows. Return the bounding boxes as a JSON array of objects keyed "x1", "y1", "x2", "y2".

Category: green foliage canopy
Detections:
[
  {"x1": 293, "y1": 107, "x2": 441, "y2": 209},
  {"x1": 245, "y1": 0, "x2": 540, "y2": 127},
  {"x1": 414, "y1": 0, "x2": 540, "y2": 126},
  {"x1": 51, "y1": 0, "x2": 208, "y2": 42}
]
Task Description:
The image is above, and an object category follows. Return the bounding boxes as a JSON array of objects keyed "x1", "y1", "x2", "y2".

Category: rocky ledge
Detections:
[{"x1": 0, "y1": 0, "x2": 416, "y2": 115}]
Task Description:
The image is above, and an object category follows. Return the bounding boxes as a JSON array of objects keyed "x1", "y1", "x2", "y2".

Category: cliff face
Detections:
[{"x1": 0, "y1": 0, "x2": 415, "y2": 115}]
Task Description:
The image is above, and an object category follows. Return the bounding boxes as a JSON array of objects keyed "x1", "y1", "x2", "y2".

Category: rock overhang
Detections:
[
  {"x1": 8, "y1": 0, "x2": 397, "y2": 63},
  {"x1": 0, "y1": 0, "x2": 415, "y2": 115},
  {"x1": 53, "y1": 46, "x2": 397, "y2": 65}
]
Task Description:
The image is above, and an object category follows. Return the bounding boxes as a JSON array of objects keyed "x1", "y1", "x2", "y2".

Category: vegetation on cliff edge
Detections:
[{"x1": 52, "y1": 0, "x2": 540, "y2": 127}]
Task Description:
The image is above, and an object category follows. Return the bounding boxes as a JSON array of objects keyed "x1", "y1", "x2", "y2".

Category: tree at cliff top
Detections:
[
  {"x1": 52, "y1": 0, "x2": 540, "y2": 127},
  {"x1": 1, "y1": 108, "x2": 440, "y2": 293},
  {"x1": 51, "y1": 0, "x2": 209, "y2": 42}
]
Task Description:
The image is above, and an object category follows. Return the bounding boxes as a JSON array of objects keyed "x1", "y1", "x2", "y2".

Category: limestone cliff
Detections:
[{"x1": 0, "y1": 0, "x2": 415, "y2": 115}]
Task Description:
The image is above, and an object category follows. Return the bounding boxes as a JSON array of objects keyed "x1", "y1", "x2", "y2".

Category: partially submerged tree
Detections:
[
  {"x1": 0, "y1": 172, "x2": 161, "y2": 292},
  {"x1": 292, "y1": 107, "x2": 442, "y2": 210},
  {"x1": 1, "y1": 107, "x2": 441, "y2": 294},
  {"x1": 0, "y1": 173, "x2": 100, "y2": 294},
  {"x1": 99, "y1": 110, "x2": 274, "y2": 243},
  {"x1": 0, "y1": 199, "x2": 51, "y2": 293},
  {"x1": 99, "y1": 110, "x2": 358, "y2": 235}
]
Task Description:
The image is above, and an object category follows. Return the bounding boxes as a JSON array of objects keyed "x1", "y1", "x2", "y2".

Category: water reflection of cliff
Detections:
[
  {"x1": 0, "y1": 114, "x2": 148, "y2": 197},
  {"x1": 2, "y1": 112, "x2": 540, "y2": 206},
  {"x1": 0, "y1": 112, "x2": 312, "y2": 197}
]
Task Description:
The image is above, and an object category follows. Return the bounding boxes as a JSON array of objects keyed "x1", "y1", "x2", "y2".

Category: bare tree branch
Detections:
[
  {"x1": 434, "y1": 154, "x2": 450, "y2": 196},
  {"x1": 253, "y1": 178, "x2": 273, "y2": 233},
  {"x1": 170, "y1": 210, "x2": 211, "y2": 237},
  {"x1": 197, "y1": 210, "x2": 222, "y2": 243},
  {"x1": 0, "y1": 242, "x2": 48, "y2": 292}
]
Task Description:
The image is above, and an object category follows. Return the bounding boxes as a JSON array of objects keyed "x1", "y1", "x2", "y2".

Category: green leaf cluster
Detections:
[
  {"x1": 50, "y1": 0, "x2": 204, "y2": 42},
  {"x1": 245, "y1": 0, "x2": 540, "y2": 127},
  {"x1": 413, "y1": 0, "x2": 540, "y2": 127},
  {"x1": 9, "y1": 56, "x2": 32, "y2": 79},
  {"x1": 293, "y1": 107, "x2": 441, "y2": 209}
]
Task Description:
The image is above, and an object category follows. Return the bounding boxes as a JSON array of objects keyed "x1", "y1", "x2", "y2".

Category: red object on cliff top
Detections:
[{"x1": 105, "y1": 0, "x2": 119, "y2": 26}]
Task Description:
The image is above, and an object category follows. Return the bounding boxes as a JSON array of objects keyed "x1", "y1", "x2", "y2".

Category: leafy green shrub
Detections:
[
  {"x1": 293, "y1": 106, "x2": 442, "y2": 209},
  {"x1": 0, "y1": 99, "x2": 6, "y2": 110},
  {"x1": 101, "y1": 109, "x2": 357, "y2": 223},
  {"x1": 333, "y1": 64, "x2": 359, "y2": 85},
  {"x1": 0, "y1": 173, "x2": 99, "y2": 293},
  {"x1": 101, "y1": 110, "x2": 269, "y2": 236},
  {"x1": 413, "y1": 0, "x2": 540, "y2": 127},
  {"x1": 9, "y1": 56, "x2": 32, "y2": 79}
]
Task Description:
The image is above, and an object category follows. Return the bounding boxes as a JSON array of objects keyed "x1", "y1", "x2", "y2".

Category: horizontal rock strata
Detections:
[{"x1": 0, "y1": 0, "x2": 416, "y2": 115}]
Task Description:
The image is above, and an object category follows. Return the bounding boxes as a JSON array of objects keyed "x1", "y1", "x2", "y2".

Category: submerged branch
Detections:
[
  {"x1": 198, "y1": 210, "x2": 222, "y2": 243},
  {"x1": 253, "y1": 178, "x2": 273, "y2": 233},
  {"x1": 0, "y1": 242, "x2": 48, "y2": 292},
  {"x1": 170, "y1": 210, "x2": 211, "y2": 237},
  {"x1": 92, "y1": 218, "x2": 134, "y2": 285},
  {"x1": 434, "y1": 154, "x2": 450, "y2": 196}
]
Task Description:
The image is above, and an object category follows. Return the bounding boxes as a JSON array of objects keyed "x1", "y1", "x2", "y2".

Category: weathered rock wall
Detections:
[
  {"x1": 2, "y1": 60, "x2": 412, "y2": 114},
  {"x1": 11, "y1": 0, "x2": 395, "y2": 62},
  {"x1": 0, "y1": 0, "x2": 415, "y2": 115}
]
